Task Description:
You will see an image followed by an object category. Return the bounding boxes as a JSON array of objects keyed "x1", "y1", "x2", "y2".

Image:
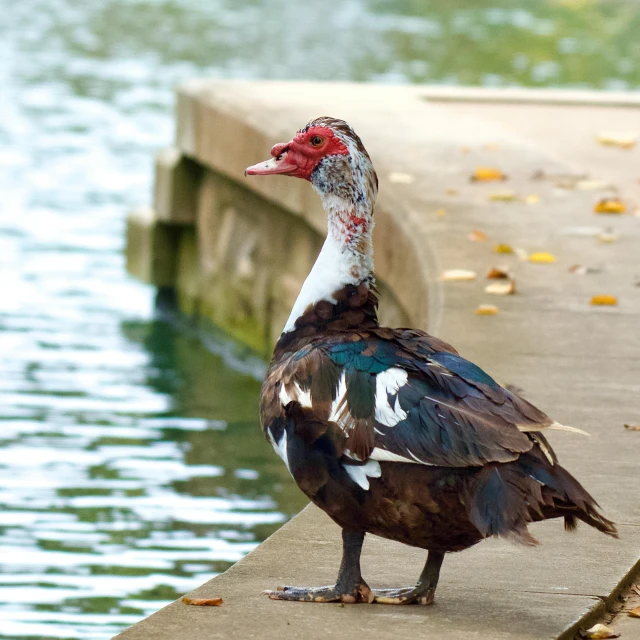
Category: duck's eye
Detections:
[{"x1": 310, "y1": 135, "x2": 324, "y2": 147}]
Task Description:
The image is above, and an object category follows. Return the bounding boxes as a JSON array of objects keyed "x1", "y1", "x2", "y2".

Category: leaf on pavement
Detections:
[
  {"x1": 475, "y1": 304, "x2": 499, "y2": 315},
  {"x1": 182, "y1": 596, "x2": 224, "y2": 606},
  {"x1": 471, "y1": 167, "x2": 506, "y2": 182},
  {"x1": 441, "y1": 269, "x2": 477, "y2": 281},
  {"x1": 594, "y1": 198, "x2": 626, "y2": 214},
  {"x1": 591, "y1": 295, "x2": 618, "y2": 306},
  {"x1": 580, "y1": 623, "x2": 619, "y2": 639}
]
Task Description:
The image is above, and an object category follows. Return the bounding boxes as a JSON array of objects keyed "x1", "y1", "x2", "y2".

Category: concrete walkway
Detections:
[{"x1": 117, "y1": 82, "x2": 640, "y2": 639}]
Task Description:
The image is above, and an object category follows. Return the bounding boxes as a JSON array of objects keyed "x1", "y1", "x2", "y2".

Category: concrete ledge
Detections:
[{"x1": 120, "y1": 82, "x2": 640, "y2": 639}]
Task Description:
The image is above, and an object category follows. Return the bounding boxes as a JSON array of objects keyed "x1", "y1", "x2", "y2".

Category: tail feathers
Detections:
[{"x1": 464, "y1": 450, "x2": 618, "y2": 544}]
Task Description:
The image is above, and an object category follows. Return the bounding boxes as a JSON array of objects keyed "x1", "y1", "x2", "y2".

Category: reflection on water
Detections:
[{"x1": 0, "y1": 0, "x2": 637, "y2": 637}]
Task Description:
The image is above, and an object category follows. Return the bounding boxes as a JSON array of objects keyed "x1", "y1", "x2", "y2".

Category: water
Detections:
[{"x1": 0, "y1": 0, "x2": 637, "y2": 638}]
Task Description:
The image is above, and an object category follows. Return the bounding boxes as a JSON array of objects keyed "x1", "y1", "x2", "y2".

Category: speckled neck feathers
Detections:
[{"x1": 282, "y1": 119, "x2": 379, "y2": 338}]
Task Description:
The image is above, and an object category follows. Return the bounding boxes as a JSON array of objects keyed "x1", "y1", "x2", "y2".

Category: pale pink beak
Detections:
[{"x1": 245, "y1": 152, "x2": 298, "y2": 177}]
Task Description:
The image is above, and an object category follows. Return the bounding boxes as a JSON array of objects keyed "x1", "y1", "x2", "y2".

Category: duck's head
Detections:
[{"x1": 245, "y1": 117, "x2": 377, "y2": 209}]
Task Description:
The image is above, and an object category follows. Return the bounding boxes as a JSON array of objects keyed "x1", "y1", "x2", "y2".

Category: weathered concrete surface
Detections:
[{"x1": 119, "y1": 82, "x2": 640, "y2": 639}]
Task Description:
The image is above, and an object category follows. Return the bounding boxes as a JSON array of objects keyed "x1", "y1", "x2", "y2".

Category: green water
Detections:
[{"x1": 1, "y1": 0, "x2": 637, "y2": 637}]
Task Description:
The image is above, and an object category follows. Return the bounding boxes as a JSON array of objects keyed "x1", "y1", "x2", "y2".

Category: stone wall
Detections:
[{"x1": 127, "y1": 146, "x2": 410, "y2": 356}]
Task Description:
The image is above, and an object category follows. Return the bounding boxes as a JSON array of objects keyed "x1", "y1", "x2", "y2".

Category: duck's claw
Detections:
[
  {"x1": 371, "y1": 586, "x2": 435, "y2": 605},
  {"x1": 263, "y1": 582, "x2": 373, "y2": 604}
]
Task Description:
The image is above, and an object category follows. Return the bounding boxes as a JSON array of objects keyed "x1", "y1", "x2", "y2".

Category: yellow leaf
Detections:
[
  {"x1": 475, "y1": 304, "x2": 499, "y2": 315},
  {"x1": 591, "y1": 295, "x2": 618, "y2": 306},
  {"x1": 493, "y1": 243, "x2": 514, "y2": 254},
  {"x1": 471, "y1": 167, "x2": 506, "y2": 182},
  {"x1": 594, "y1": 198, "x2": 626, "y2": 214},
  {"x1": 529, "y1": 252, "x2": 556, "y2": 263},
  {"x1": 436, "y1": 208, "x2": 446, "y2": 217},
  {"x1": 596, "y1": 131, "x2": 638, "y2": 149},
  {"x1": 388, "y1": 172, "x2": 415, "y2": 184},
  {"x1": 580, "y1": 623, "x2": 619, "y2": 639},
  {"x1": 182, "y1": 596, "x2": 224, "y2": 606},
  {"x1": 597, "y1": 231, "x2": 617, "y2": 243},
  {"x1": 525, "y1": 194, "x2": 540, "y2": 204},
  {"x1": 485, "y1": 280, "x2": 516, "y2": 295},
  {"x1": 441, "y1": 269, "x2": 477, "y2": 281},
  {"x1": 488, "y1": 191, "x2": 517, "y2": 202},
  {"x1": 468, "y1": 229, "x2": 487, "y2": 242}
]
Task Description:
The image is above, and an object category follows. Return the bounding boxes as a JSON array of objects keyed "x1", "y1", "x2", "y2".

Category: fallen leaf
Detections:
[
  {"x1": 515, "y1": 248, "x2": 529, "y2": 261},
  {"x1": 469, "y1": 229, "x2": 487, "y2": 242},
  {"x1": 493, "y1": 243, "x2": 514, "y2": 254},
  {"x1": 576, "y1": 179, "x2": 611, "y2": 190},
  {"x1": 580, "y1": 623, "x2": 619, "y2": 639},
  {"x1": 471, "y1": 167, "x2": 506, "y2": 182},
  {"x1": 436, "y1": 208, "x2": 446, "y2": 217},
  {"x1": 596, "y1": 131, "x2": 638, "y2": 149},
  {"x1": 475, "y1": 304, "x2": 499, "y2": 315},
  {"x1": 488, "y1": 191, "x2": 517, "y2": 202},
  {"x1": 182, "y1": 596, "x2": 224, "y2": 606},
  {"x1": 594, "y1": 198, "x2": 626, "y2": 214},
  {"x1": 487, "y1": 267, "x2": 510, "y2": 279},
  {"x1": 525, "y1": 194, "x2": 540, "y2": 204},
  {"x1": 388, "y1": 172, "x2": 415, "y2": 184},
  {"x1": 529, "y1": 252, "x2": 556, "y2": 264},
  {"x1": 624, "y1": 424, "x2": 640, "y2": 432},
  {"x1": 598, "y1": 231, "x2": 618, "y2": 243},
  {"x1": 569, "y1": 264, "x2": 588, "y2": 275},
  {"x1": 484, "y1": 143, "x2": 500, "y2": 151},
  {"x1": 629, "y1": 605, "x2": 640, "y2": 617},
  {"x1": 591, "y1": 295, "x2": 618, "y2": 306},
  {"x1": 441, "y1": 269, "x2": 477, "y2": 281},
  {"x1": 485, "y1": 280, "x2": 516, "y2": 295},
  {"x1": 446, "y1": 188, "x2": 459, "y2": 196}
]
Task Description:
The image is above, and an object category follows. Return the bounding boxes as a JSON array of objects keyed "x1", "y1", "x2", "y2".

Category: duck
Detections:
[{"x1": 245, "y1": 117, "x2": 617, "y2": 606}]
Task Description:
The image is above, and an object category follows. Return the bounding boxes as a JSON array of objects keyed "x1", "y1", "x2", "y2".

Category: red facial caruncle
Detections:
[{"x1": 245, "y1": 126, "x2": 349, "y2": 181}]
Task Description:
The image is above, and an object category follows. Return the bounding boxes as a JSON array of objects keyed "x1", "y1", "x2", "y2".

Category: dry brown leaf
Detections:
[
  {"x1": 436, "y1": 208, "x2": 446, "y2": 217},
  {"x1": 624, "y1": 424, "x2": 640, "y2": 432},
  {"x1": 441, "y1": 269, "x2": 477, "y2": 281},
  {"x1": 469, "y1": 229, "x2": 487, "y2": 242},
  {"x1": 525, "y1": 194, "x2": 540, "y2": 204},
  {"x1": 591, "y1": 295, "x2": 618, "y2": 306},
  {"x1": 182, "y1": 596, "x2": 224, "y2": 606},
  {"x1": 594, "y1": 198, "x2": 626, "y2": 214},
  {"x1": 580, "y1": 624, "x2": 619, "y2": 639},
  {"x1": 569, "y1": 264, "x2": 588, "y2": 275},
  {"x1": 475, "y1": 304, "x2": 499, "y2": 315},
  {"x1": 488, "y1": 191, "x2": 517, "y2": 201},
  {"x1": 487, "y1": 267, "x2": 510, "y2": 279},
  {"x1": 388, "y1": 172, "x2": 415, "y2": 185},
  {"x1": 485, "y1": 280, "x2": 516, "y2": 295},
  {"x1": 629, "y1": 605, "x2": 640, "y2": 617},
  {"x1": 529, "y1": 252, "x2": 556, "y2": 264},
  {"x1": 493, "y1": 243, "x2": 514, "y2": 254},
  {"x1": 471, "y1": 167, "x2": 506, "y2": 182},
  {"x1": 596, "y1": 131, "x2": 638, "y2": 149}
]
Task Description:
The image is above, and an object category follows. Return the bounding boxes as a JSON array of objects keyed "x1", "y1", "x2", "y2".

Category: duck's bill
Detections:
[{"x1": 245, "y1": 154, "x2": 298, "y2": 176}]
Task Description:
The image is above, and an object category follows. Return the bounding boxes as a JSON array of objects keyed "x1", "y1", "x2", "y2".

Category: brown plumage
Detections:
[{"x1": 247, "y1": 117, "x2": 616, "y2": 606}]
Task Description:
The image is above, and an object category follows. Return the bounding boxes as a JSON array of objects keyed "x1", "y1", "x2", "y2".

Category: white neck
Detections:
[{"x1": 282, "y1": 194, "x2": 374, "y2": 334}]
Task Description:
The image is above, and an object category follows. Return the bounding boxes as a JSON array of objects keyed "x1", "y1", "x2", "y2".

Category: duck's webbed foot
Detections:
[
  {"x1": 264, "y1": 582, "x2": 373, "y2": 603},
  {"x1": 372, "y1": 550, "x2": 444, "y2": 606},
  {"x1": 263, "y1": 530, "x2": 373, "y2": 604}
]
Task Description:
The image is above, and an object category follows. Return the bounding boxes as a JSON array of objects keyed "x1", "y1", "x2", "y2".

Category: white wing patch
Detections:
[
  {"x1": 328, "y1": 372, "x2": 348, "y2": 426},
  {"x1": 374, "y1": 368, "x2": 408, "y2": 427},
  {"x1": 279, "y1": 383, "x2": 312, "y2": 409},
  {"x1": 343, "y1": 459, "x2": 381, "y2": 490},
  {"x1": 267, "y1": 427, "x2": 291, "y2": 473},
  {"x1": 369, "y1": 447, "x2": 427, "y2": 464}
]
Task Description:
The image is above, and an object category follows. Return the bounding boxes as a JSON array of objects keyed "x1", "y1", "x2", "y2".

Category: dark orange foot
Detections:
[{"x1": 263, "y1": 582, "x2": 373, "y2": 604}]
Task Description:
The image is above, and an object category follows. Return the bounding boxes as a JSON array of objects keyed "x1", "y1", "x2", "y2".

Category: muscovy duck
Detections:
[{"x1": 245, "y1": 117, "x2": 617, "y2": 605}]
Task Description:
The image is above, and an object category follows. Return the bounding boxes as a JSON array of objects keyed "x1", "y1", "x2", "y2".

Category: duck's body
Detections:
[{"x1": 246, "y1": 117, "x2": 616, "y2": 605}]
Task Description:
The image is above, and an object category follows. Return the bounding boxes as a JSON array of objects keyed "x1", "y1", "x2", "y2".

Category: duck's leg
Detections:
[
  {"x1": 372, "y1": 550, "x2": 444, "y2": 605},
  {"x1": 264, "y1": 530, "x2": 373, "y2": 603}
]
